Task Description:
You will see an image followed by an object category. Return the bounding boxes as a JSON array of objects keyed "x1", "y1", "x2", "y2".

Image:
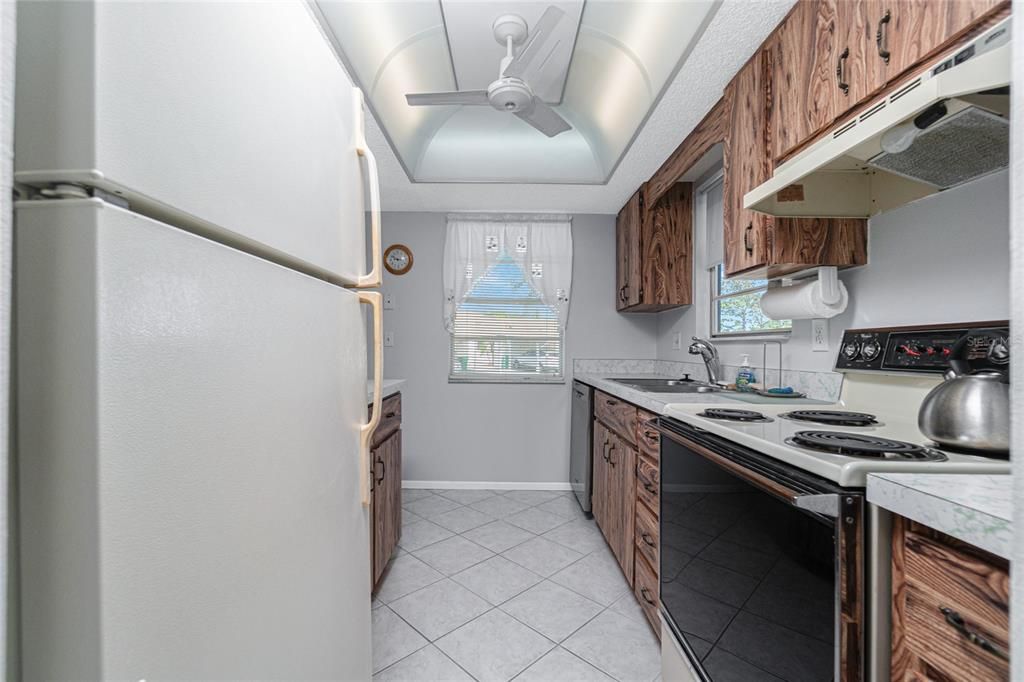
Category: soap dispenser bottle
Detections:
[{"x1": 736, "y1": 354, "x2": 756, "y2": 391}]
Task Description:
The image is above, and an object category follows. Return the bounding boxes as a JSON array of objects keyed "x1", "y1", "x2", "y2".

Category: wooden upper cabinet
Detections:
[
  {"x1": 724, "y1": 51, "x2": 770, "y2": 276},
  {"x1": 769, "y1": 0, "x2": 841, "y2": 162},
  {"x1": 615, "y1": 190, "x2": 642, "y2": 311}
]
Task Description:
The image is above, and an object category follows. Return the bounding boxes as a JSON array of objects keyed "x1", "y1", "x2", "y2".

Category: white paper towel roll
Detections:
[{"x1": 760, "y1": 279, "x2": 848, "y2": 320}]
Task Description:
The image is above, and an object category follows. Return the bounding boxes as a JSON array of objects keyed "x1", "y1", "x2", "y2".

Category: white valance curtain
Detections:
[{"x1": 443, "y1": 214, "x2": 573, "y2": 332}]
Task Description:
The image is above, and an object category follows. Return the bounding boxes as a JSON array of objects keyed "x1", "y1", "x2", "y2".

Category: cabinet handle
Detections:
[
  {"x1": 374, "y1": 455, "x2": 386, "y2": 485},
  {"x1": 639, "y1": 587, "x2": 656, "y2": 606},
  {"x1": 384, "y1": 412, "x2": 397, "y2": 419},
  {"x1": 645, "y1": 430, "x2": 659, "y2": 444},
  {"x1": 643, "y1": 481, "x2": 657, "y2": 494},
  {"x1": 939, "y1": 606, "x2": 1009, "y2": 661},
  {"x1": 353, "y1": 89, "x2": 382, "y2": 289},
  {"x1": 602, "y1": 439, "x2": 611, "y2": 463},
  {"x1": 608, "y1": 446, "x2": 617, "y2": 467},
  {"x1": 836, "y1": 47, "x2": 850, "y2": 95},
  {"x1": 876, "y1": 10, "x2": 891, "y2": 64},
  {"x1": 641, "y1": 532, "x2": 656, "y2": 547},
  {"x1": 743, "y1": 224, "x2": 754, "y2": 254}
]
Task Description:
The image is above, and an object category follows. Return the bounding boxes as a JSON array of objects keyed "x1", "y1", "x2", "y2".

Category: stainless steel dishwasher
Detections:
[{"x1": 570, "y1": 381, "x2": 593, "y2": 513}]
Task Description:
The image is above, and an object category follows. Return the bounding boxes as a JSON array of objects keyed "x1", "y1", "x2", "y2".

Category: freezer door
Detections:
[
  {"x1": 15, "y1": 2, "x2": 373, "y2": 285},
  {"x1": 16, "y1": 199, "x2": 372, "y2": 680}
]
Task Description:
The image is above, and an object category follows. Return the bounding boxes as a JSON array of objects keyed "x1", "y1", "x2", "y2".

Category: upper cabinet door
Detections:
[
  {"x1": 870, "y1": 0, "x2": 1007, "y2": 87},
  {"x1": 15, "y1": 2, "x2": 369, "y2": 284},
  {"x1": 724, "y1": 53, "x2": 770, "y2": 276},
  {"x1": 769, "y1": 0, "x2": 842, "y2": 162},
  {"x1": 615, "y1": 191, "x2": 643, "y2": 310}
]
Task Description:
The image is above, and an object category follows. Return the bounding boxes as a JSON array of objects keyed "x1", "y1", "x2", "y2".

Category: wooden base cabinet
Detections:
[
  {"x1": 891, "y1": 515, "x2": 1010, "y2": 681},
  {"x1": 370, "y1": 393, "x2": 402, "y2": 590}
]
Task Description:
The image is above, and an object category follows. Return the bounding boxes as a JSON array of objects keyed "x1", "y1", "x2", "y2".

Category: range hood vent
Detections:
[{"x1": 745, "y1": 18, "x2": 1010, "y2": 218}]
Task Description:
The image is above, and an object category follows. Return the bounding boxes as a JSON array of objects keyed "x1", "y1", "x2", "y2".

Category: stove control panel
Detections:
[{"x1": 835, "y1": 322, "x2": 1009, "y2": 374}]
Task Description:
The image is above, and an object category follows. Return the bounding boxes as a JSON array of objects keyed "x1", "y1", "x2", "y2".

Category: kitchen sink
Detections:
[{"x1": 609, "y1": 377, "x2": 720, "y2": 393}]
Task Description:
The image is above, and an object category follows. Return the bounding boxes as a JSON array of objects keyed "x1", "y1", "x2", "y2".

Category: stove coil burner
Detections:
[
  {"x1": 786, "y1": 431, "x2": 947, "y2": 461},
  {"x1": 781, "y1": 410, "x2": 879, "y2": 427},
  {"x1": 699, "y1": 408, "x2": 772, "y2": 423}
]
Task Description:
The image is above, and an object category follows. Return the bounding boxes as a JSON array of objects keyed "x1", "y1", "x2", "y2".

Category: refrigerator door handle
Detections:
[
  {"x1": 359, "y1": 291, "x2": 383, "y2": 506},
  {"x1": 354, "y1": 89, "x2": 382, "y2": 289}
]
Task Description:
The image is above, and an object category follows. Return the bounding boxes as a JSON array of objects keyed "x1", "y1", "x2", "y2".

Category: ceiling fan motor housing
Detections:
[{"x1": 487, "y1": 78, "x2": 533, "y2": 113}]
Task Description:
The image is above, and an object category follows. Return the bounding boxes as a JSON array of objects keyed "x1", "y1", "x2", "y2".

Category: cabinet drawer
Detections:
[
  {"x1": 633, "y1": 552, "x2": 660, "y2": 636},
  {"x1": 370, "y1": 392, "x2": 401, "y2": 447},
  {"x1": 636, "y1": 456, "x2": 659, "y2": 516},
  {"x1": 899, "y1": 528, "x2": 1009, "y2": 681},
  {"x1": 635, "y1": 498, "x2": 658, "y2": 572},
  {"x1": 636, "y1": 410, "x2": 660, "y2": 464},
  {"x1": 595, "y1": 391, "x2": 637, "y2": 445}
]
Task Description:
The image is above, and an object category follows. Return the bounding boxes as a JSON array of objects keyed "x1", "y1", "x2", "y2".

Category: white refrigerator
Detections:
[{"x1": 13, "y1": 2, "x2": 383, "y2": 679}]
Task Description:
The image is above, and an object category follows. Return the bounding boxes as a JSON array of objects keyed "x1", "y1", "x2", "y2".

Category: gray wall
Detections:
[
  {"x1": 656, "y1": 170, "x2": 1011, "y2": 374},
  {"x1": 379, "y1": 212, "x2": 658, "y2": 485}
]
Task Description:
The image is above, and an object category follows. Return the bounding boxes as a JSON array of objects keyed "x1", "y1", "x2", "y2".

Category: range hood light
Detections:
[{"x1": 880, "y1": 121, "x2": 920, "y2": 154}]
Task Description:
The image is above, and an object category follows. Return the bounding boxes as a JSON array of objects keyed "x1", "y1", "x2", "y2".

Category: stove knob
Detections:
[
  {"x1": 860, "y1": 341, "x2": 881, "y2": 361},
  {"x1": 842, "y1": 341, "x2": 860, "y2": 360}
]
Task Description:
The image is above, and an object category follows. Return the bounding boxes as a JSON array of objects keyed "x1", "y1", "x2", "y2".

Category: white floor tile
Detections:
[
  {"x1": 534, "y1": 496, "x2": 588, "y2": 520},
  {"x1": 515, "y1": 646, "x2": 615, "y2": 682},
  {"x1": 451, "y1": 555, "x2": 543, "y2": 605},
  {"x1": 372, "y1": 606, "x2": 428, "y2": 673},
  {"x1": 470, "y1": 495, "x2": 531, "y2": 518},
  {"x1": 401, "y1": 510, "x2": 425, "y2": 528},
  {"x1": 541, "y1": 520, "x2": 609, "y2": 555},
  {"x1": 399, "y1": 520, "x2": 455, "y2": 552},
  {"x1": 413, "y1": 535, "x2": 495, "y2": 575},
  {"x1": 388, "y1": 579, "x2": 491, "y2": 641},
  {"x1": 436, "y1": 609, "x2": 555, "y2": 682},
  {"x1": 502, "y1": 490, "x2": 562, "y2": 506},
  {"x1": 500, "y1": 580, "x2": 604, "y2": 643},
  {"x1": 462, "y1": 520, "x2": 536, "y2": 553},
  {"x1": 401, "y1": 489, "x2": 436, "y2": 503},
  {"x1": 436, "y1": 489, "x2": 498, "y2": 505},
  {"x1": 608, "y1": 591, "x2": 649, "y2": 626},
  {"x1": 375, "y1": 554, "x2": 445, "y2": 604},
  {"x1": 430, "y1": 506, "x2": 495, "y2": 534},
  {"x1": 373, "y1": 644, "x2": 474, "y2": 681},
  {"x1": 505, "y1": 507, "x2": 572, "y2": 534},
  {"x1": 404, "y1": 495, "x2": 463, "y2": 518},
  {"x1": 502, "y1": 536, "x2": 583, "y2": 577},
  {"x1": 549, "y1": 551, "x2": 630, "y2": 606},
  {"x1": 562, "y1": 610, "x2": 661, "y2": 682}
]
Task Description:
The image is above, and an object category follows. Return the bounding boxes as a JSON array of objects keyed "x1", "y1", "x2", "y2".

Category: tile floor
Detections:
[{"x1": 372, "y1": 488, "x2": 662, "y2": 682}]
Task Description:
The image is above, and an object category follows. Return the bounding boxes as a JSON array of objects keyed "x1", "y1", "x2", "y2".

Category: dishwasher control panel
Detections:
[{"x1": 835, "y1": 322, "x2": 1009, "y2": 374}]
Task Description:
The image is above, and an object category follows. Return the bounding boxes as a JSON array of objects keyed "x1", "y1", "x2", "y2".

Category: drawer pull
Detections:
[
  {"x1": 605, "y1": 399, "x2": 618, "y2": 406},
  {"x1": 641, "y1": 532, "x2": 656, "y2": 547},
  {"x1": 875, "y1": 9, "x2": 891, "y2": 64},
  {"x1": 384, "y1": 411, "x2": 397, "y2": 419},
  {"x1": 644, "y1": 430, "x2": 659, "y2": 443},
  {"x1": 939, "y1": 606, "x2": 1009, "y2": 662},
  {"x1": 639, "y1": 587, "x2": 656, "y2": 606},
  {"x1": 643, "y1": 481, "x2": 657, "y2": 494}
]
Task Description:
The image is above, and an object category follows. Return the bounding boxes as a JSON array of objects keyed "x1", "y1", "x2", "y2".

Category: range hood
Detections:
[{"x1": 746, "y1": 18, "x2": 1010, "y2": 218}]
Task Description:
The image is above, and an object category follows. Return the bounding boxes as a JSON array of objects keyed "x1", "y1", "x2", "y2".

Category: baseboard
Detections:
[{"x1": 402, "y1": 480, "x2": 572, "y2": 491}]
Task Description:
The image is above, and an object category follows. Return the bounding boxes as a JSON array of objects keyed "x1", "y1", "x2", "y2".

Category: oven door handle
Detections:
[{"x1": 793, "y1": 493, "x2": 840, "y2": 518}]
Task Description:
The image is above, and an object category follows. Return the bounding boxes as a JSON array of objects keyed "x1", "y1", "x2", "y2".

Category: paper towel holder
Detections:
[
  {"x1": 760, "y1": 266, "x2": 849, "y2": 320},
  {"x1": 817, "y1": 267, "x2": 841, "y2": 306}
]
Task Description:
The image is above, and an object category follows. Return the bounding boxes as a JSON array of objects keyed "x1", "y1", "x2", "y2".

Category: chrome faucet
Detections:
[{"x1": 688, "y1": 336, "x2": 723, "y2": 385}]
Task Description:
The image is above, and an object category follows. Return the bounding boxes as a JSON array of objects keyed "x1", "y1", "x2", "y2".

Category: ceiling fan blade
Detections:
[
  {"x1": 515, "y1": 97, "x2": 571, "y2": 137},
  {"x1": 502, "y1": 6, "x2": 566, "y2": 84},
  {"x1": 405, "y1": 90, "x2": 489, "y2": 106}
]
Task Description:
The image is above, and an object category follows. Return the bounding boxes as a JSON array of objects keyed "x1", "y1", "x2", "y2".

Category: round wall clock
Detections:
[{"x1": 384, "y1": 244, "x2": 414, "y2": 275}]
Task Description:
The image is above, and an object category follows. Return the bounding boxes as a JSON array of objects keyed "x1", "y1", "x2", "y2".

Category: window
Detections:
[
  {"x1": 443, "y1": 217, "x2": 572, "y2": 383},
  {"x1": 696, "y1": 171, "x2": 790, "y2": 338},
  {"x1": 711, "y1": 265, "x2": 791, "y2": 336}
]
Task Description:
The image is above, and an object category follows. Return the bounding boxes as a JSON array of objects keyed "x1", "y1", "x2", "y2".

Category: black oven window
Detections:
[{"x1": 661, "y1": 446, "x2": 836, "y2": 680}]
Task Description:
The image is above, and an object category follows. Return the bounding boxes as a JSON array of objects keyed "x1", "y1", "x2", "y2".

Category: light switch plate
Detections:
[
  {"x1": 811, "y1": 319, "x2": 829, "y2": 352},
  {"x1": 383, "y1": 293, "x2": 395, "y2": 310},
  {"x1": 384, "y1": 331, "x2": 394, "y2": 347},
  {"x1": 672, "y1": 332, "x2": 682, "y2": 351}
]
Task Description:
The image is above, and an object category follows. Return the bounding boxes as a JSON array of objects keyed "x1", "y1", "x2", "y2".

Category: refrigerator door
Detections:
[
  {"x1": 15, "y1": 1, "x2": 377, "y2": 286},
  {"x1": 15, "y1": 199, "x2": 372, "y2": 679}
]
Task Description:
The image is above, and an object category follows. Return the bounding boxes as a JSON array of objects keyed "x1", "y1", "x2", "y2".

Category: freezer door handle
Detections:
[
  {"x1": 354, "y1": 88, "x2": 382, "y2": 289},
  {"x1": 360, "y1": 291, "x2": 383, "y2": 506}
]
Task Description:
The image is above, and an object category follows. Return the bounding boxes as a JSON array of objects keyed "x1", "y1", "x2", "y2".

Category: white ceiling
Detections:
[{"x1": 313, "y1": 0, "x2": 795, "y2": 214}]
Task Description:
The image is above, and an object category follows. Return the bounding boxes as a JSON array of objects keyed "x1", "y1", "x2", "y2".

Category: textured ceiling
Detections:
[{"x1": 339, "y1": 0, "x2": 796, "y2": 214}]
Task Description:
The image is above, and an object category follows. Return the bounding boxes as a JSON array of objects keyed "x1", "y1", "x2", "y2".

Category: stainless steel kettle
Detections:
[{"x1": 918, "y1": 330, "x2": 1010, "y2": 455}]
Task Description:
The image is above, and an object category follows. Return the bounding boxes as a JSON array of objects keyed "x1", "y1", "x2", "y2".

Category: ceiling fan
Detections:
[{"x1": 405, "y1": 6, "x2": 572, "y2": 138}]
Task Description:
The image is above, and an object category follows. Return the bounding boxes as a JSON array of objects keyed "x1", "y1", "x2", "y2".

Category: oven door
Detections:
[{"x1": 654, "y1": 417, "x2": 864, "y2": 682}]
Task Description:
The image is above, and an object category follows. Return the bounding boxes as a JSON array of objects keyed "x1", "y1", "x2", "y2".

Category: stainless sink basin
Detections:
[{"x1": 609, "y1": 377, "x2": 720, "y2": 393}]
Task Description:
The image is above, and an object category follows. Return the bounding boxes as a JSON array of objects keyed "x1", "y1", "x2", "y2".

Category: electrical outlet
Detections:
[
  {"x1": 672, "y1": 332, "x2": 682, "y2": 350},
  {"x1": 383, "y1": 293, "x2": 395, "y2": 310},
  {"x1": 811, "y1": 318, "x2": 829, "y2": 352},
  {"x1": 384, "y1": 331, "x2": 394, "y2": 348}
]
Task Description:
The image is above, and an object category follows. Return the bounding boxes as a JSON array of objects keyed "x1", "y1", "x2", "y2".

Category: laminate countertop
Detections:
[
  {"x1": 867, "y1": 473, "x2": 1012, "y2": 559},
  {"x1": 367, "y1": 379, "x2": 405, "y2": 405}
]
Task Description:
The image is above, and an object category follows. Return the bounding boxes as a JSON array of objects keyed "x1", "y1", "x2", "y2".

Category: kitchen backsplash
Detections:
[{"x1": 573, "y1": 358, "x2": 844, "y2": 402}]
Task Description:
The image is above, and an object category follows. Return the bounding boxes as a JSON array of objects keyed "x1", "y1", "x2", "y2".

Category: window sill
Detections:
[
  {"x1": 448, "y1": 376, "x2": 566, "y2": 385},
  {"x1": 710, "y1": 332, "x2": 791, "y2": 343}
]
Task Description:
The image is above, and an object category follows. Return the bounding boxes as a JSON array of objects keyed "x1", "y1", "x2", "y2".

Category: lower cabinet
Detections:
[
  {"x1": 370, "y1": 393, "x2": 402, "y2": 590},
  {"x1": 891, "y1": 515, "x2": 1009, "y2": 681},
  {"x1": 591, "y1": 390, "x2": 661, "y2": 637}
]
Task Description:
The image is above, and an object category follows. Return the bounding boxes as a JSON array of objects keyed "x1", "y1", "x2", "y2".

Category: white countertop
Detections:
[
  {"x1": 867, "y1": 473, "x2": 1012, "y2": 559},
  {"x1": 367, "y1": 379, "x2": 405, "y2": 404}
]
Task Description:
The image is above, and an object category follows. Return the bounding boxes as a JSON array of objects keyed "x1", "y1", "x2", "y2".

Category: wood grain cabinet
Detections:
[
  {"x1": 616, "y1": 184, "x2": 693, "y2": 312},
  {"x1": 891, "y1": 515, "x2": 1010, "y2": 681},
  {"x1": 724, "y1": 50, "x2": 868, "y2": 279},
  {"x1": 370, "y1": 392, "x2": 402, "y2": 590}
]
